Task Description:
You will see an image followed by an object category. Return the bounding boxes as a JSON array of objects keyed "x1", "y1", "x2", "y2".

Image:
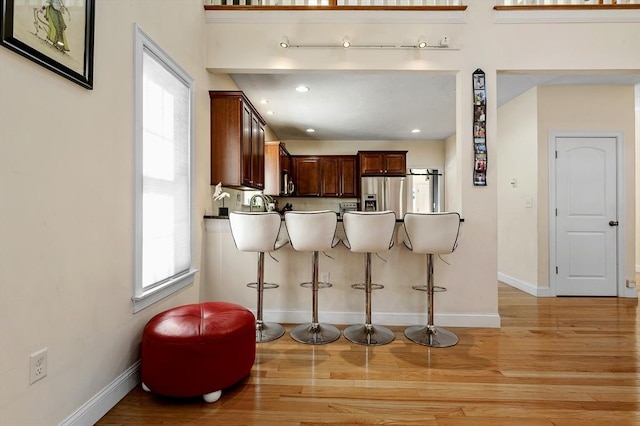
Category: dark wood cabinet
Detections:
[
  {"x1": 264, "y1": 141, "x2": 292, "y2": 196},
  {"x1": 358, "y1": 151, "x2": 407, "y2": 176},
  {"x1": 293, "y1": 155, "x2": 357, "y2": 198},
  {"x1": 293, "y1": 156, "x2": 322, "y2": 196},
  {"x1": 210, "y1": 91, "x2": 265, "y2": 190}
]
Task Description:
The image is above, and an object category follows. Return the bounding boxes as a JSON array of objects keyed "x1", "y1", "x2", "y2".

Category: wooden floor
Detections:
[{"x1": 97, "y1": 283, "x2": 639, "y2": 425}]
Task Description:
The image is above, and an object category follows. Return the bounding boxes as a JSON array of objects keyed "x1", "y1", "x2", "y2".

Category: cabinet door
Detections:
[
  {"x1": 251, "y1": 115, "x2": 264, "y2": 189},
  {"x1": 384, "y1": 153, "x2": 406, "y2": 176},
  {"x1": 240, "y1": 102, "x2": 252, "y2": 187},
  {"x1": 339, "y1": 156, "x2": 357, "y2": 197},
  {"x1": 293, "y1": 157, "x2": 321, "y2": 196},
  {"x1": 263, "y1": 142, "x2": 279, "y2": 196},
  {"x1": 359, "y1": 152, "x2": 385, "y2": 175},
  {"x1": 321, "y1": 157, "x2": 339, "y2": 197}
]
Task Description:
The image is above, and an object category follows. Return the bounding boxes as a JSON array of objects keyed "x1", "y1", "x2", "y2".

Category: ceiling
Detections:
[{"x1": 230, "y1": 71, "x2": 640, "y2": 142}]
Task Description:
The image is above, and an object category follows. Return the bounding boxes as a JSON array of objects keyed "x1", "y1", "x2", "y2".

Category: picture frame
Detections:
[
  {"x1": 1, "y1": 0, "x2": 95, "y2": 89},
  {"x1": 472, "y1": 68, "x2": 487, "y2": 186}
]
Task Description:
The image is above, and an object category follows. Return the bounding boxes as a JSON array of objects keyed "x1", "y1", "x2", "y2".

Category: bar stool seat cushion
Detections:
[{"x1": 141, "y1": 302, "x2": 256, "y2": 402}]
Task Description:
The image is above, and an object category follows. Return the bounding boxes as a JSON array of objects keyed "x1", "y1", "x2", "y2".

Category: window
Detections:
[{"x1": 132, "y1": 25, "x2": 196, "y2": 312}]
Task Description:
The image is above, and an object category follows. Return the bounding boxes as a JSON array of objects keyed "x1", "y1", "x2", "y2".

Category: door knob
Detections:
[{"x1": 609, "y1": 221, "x2": 619, "y2": 227}]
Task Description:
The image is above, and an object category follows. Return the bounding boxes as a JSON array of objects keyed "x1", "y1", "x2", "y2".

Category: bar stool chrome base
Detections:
[
  {"x1": 404, "y1": 324, "x2": 458, "y2": 348},
  {"x1": 344, "y1": 324, "x2": 395, "y2": 346},
  {"x1": 256, "y1": 322, "x2": 285, "y2": 343},
  {"x1": 291, "y1": 322, "x2": 340, "y2": 345}
]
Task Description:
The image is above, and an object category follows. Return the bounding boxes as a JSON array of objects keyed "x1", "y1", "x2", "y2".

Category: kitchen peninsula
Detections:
[{"x1": 202, "y1": 213, "x2": 491, "y2": 330}]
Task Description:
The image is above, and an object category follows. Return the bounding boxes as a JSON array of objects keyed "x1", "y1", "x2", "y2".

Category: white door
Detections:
[{"x1": 554, "y1": 136, "x2": 618, "y2": 296}]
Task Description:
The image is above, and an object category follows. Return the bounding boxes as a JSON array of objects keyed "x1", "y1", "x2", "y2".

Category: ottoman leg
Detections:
[
  {"x1": 203, "y1": 390, "x2": 222, "y2": 403},
  {"x1": 142, "y1": 382, "x2": 150, "y2": 392}
]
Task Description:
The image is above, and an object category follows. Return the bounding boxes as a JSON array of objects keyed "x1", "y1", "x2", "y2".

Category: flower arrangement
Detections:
[{"x1": 212, "y1": 182, "x2": 230, "y2": 216}]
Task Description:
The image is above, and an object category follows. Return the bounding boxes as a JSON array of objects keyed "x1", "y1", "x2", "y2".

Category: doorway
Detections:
[{"x1": 549, "y1": 132, "x2": 623, "y2": 296}]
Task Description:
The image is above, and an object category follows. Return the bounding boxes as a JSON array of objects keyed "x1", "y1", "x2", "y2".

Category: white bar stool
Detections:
[
  {"x1": 284, "y1": 211, "x2": 341, "y2": 344},
  {"x1": 229, "y1": 211, "x2": 289, "y2": 343},
  {"x1": 401, "y1": 212, "x2": 461, "y2": 348},
  {"x1": 342, "y1": 211, "x2": 397, "y2": 346}
]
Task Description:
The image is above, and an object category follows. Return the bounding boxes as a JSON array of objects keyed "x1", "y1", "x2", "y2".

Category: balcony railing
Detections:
[
  {"x1": 204, "y1": 0, "x2": 464, "y2": 7},
  {"x1": 498, "y1": 0, "x2": 639, "y2": 4},
  {"x1": 204, "y1": 0, "x2": 639, "y2": 8}
]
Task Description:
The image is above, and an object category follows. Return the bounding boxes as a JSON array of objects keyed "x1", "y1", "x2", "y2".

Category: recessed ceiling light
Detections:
[
  {"x1": 267, "y1": 110, "x2": 274, "y2": 115},
  {"x1": 411, "y1": 129, "x2": 421, "y2": 133},
  {"x1": 295, "y1": 85, "x2": 310, "y2": 93},
  {"x1": 306, "y1": 128, "x2": 316, "y2": 133},
  {"x1": 260, "y1": 99, "x2": 268, "y2": 104},
  {"x1": 342, "y1": 36, "x2": 351, "y2": 48}
]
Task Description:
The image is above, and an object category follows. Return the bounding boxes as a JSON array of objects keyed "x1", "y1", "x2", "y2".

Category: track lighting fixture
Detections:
[{"x1": 276, "y1": 35, "x2": 457, "y2": 50}]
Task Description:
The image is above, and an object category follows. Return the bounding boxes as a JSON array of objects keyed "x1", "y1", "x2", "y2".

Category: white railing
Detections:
[
  {"x1": 498, "y1": 0, "x2": 639, "y2": 5},
  {"x1": 205, "y1": 0, "x2": 639, "y2": 6},
  {"x1": 205, "y1": 0, "x2": 463, "y2": 5}
]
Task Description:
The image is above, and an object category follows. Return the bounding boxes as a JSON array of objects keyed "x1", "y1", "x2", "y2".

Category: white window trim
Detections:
[{"x1": 132, "y1": 24, "x2": 198, "y2": 313}]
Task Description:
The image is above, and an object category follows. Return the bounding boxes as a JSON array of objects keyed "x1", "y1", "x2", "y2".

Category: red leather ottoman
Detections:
[{"x1": 141, "y1": 302, "x2": 256, "y2": 403}]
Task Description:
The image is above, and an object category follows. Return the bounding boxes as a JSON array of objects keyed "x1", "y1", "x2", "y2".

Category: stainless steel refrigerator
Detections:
[{"x1": 360, "y1": 176, "x2": 407, "y2": 218}]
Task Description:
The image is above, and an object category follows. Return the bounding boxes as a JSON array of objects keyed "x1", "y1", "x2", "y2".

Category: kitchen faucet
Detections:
[{"x1": 249, "y1": 193, "x2": 275, "y2": 212}]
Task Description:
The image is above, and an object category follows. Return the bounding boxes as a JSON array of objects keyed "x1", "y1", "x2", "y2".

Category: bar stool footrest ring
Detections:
[
  {"x1": 351, "y1": 283, "x2": 384, "y2": 291},
  {"x1": 300, "y1": 282, "x2": 332, "y2": 289},
  {"x1": 411, "y1": 285, "x2": 447, "y2": 292},
  {"x1": 247, "y1": 282, "x2": 279, "y2": 290}
]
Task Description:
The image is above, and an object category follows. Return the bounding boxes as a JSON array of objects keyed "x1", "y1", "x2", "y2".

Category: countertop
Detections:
[{"x1": 204, "y1": 214, "x2": 462, "y2": 223}]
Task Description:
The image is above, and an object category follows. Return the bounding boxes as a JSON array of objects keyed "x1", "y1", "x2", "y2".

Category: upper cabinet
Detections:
[
  {"x1": 292, "y1": 155, "x2": 357, "y2": 198},
  {"x1": 321, "y1": 156, "x2": 357, "y2": 198},
  {"x1": 210, "y1": 91, "x2": 265, "y2": 190},
  {"x1": 264, "y1": 141, "x2": 292, "y2": 196},
  {"x1": 358, "y1": 151, "x2": 407, "y2": 176},
  {"x1": 292, "y1": 156, "x2": 322, "y2": 197}
]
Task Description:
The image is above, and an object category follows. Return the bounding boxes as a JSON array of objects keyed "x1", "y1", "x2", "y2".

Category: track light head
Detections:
[
  {"x1": 342, "y1": 36, "x2": 351, "y2": 48},
  {"x1": 280, "y1": 36, "x2": 289, "y2": 48},
  {"x1": 417, "y1": 36, "x2": 427, "y2": 49}
]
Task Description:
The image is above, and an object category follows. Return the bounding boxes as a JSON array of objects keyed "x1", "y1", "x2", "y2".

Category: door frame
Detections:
[{"x1": 548, "y1": 130, "x2": 627, "y2": 297}]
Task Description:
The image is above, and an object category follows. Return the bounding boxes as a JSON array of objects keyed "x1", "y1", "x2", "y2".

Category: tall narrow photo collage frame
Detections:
[{"x1": 473, "y1": 68, "x2": 487, "y2": 186}]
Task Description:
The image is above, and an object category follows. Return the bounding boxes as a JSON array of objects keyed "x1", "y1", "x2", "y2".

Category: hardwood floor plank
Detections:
[{"x1": 96, "y1": 283, "x2": 639, "y2": 425}]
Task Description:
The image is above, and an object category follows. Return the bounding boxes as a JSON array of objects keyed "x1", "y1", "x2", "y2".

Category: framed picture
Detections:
[
  {"x1": 1, "y1": 0, "x2": 95, "y2": 89},
  {"x1": 472, "y1": 68, "x2": 487, "y2": 186}
]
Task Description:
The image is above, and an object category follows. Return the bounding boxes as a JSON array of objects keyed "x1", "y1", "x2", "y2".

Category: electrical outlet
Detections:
[
  {"x1": 320, "y1": 272, "x2": 330, "y2": 284},
  {"x1": 626, "y1": 279, "x2": 637, "y2": 289},
  {"x1": 29, "y1": 348, "x2": 47, "y2": 384},
  {"x1": 236, "y1": 193, "x2": 241, "y2": 207}
]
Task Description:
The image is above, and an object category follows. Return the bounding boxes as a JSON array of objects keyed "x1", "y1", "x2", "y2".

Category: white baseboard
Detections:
[
  {"x1": 498, "y1": 272, "x2": 553, "y2": 297},
  {"x1": 263, "y1": 309, "x2": 501, "y2": 328},
  {"x1": 59, "y1": 361, "x2": 140, "y2": 426}
]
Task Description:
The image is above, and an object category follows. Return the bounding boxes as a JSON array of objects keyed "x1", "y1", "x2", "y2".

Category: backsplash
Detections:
[{"x1": 209, "y1": 186, "x2": 357, "y2": 216}]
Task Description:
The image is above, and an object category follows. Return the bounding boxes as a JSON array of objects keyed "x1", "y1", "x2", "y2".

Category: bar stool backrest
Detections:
[
  {"x1": 342, "y1": 211, "x2": 396, "y2": 253},
  {"x1": 284, "y1": 211, "x2": 339, "y2": 252},
  {"x1": 229, "y1": 211, "x2": 285, "y2": 253},
  {"x1": 402, "y1": 212, "x2": 461, "y2": 255}
]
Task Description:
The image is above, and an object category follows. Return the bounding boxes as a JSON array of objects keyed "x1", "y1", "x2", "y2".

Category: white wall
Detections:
[
  {"x1": 636, "y1": 88, "x2": 640, "y2": 274},
  {"x1": 0, "y1": 1, "x2": 212, "y2": 424},
  {"x1": 497, "y1": 88, "x2": 539, "y2": 291}
]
